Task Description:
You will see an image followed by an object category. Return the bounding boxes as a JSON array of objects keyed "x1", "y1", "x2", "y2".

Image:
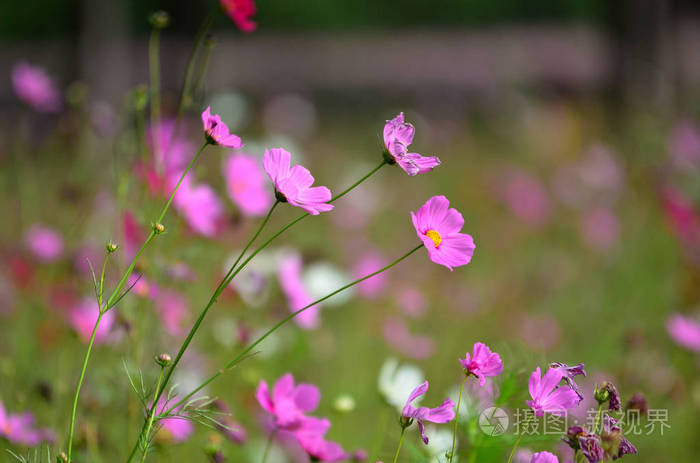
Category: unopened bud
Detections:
[
  {"x1": 106, "y1": 241, "x2": 118, "y2": 253},
  {"x1": 153, "y1": 222, "x2": 165, "y2": 234},
  {"x1": 156, "y1": 353, "x2": 172, "y2": 367},
  {"x1": 57, "y1": 452, "x2": 68, "y2": 463},
  {"x1": 149, "y1": 10, "x2": 170, "y2": 29}
]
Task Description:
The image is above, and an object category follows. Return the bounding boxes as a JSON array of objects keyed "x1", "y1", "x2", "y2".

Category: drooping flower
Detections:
[
  {"x1": 411, "y1": 195, "x2": 475, "y2": 271},
  {"x1": 526, "y1": 367, "x2": 580, "y2": 417},
  {"x1": 202, "y1": 106, "x2": 243, "y2": 148},
  {"x1": 600, "y1": 414, "x2": 637, "y2": 460},
  {"x1": 11, "y1": 62, "x2": 61, "y2": 112},
  {"x1": 219, "y1": 0, "x2": 257, "y2": 33},
  {"x1": 0, "y1": 402, "x2": 54, "y2": 446},
  {"x1": 530, "y1": 451, "x2": 559, "y2": 463},
  {"x1": 263, "y1": 148, "x2": 333, "y2": 215},
  {"x1": 595, "y1": 381, "x2": 621, "y2": 411},
  {"x1": 667, "y1": 313, "x2": 700, "y2": 352},
  {"x1": 223, "y1": 154, "x2": 272, "y2": 217},
  {"x1": 25, "y1": 225, "x2": 63, "y2": 262},
  {"x1": 550, "y1": 362, "x2": 586, "y2": 400},
  {"x1": 459, "y1": 342, "x2": 503, "y2": 386},
  {"x1": 383, "y1": 113, "x2": 440, "y2": 176},
  {"x1": 278, "y1": 252, "x2": 321, "y2": 329},
  {"x1": 173, "y1": 175, "x2": 225, "y2": 237},
  {"x1": 401, "y1": 381, "x2": 456, "y2": 444},
  {"x1": 256, "y1": 373, "x2": 321, "y2": 430},
  {"x1": 67, "y1": 298, "x2": 115, "y2": 344},
  {"x1": 562, "y1": 425, "x2": 604, "y2": 463},
  {"x1": 377, "y1": 358, "x2": 425, "y2": 411},
  {"x1": 294, "y1": 416, "x2": 347, "y2": 462}
]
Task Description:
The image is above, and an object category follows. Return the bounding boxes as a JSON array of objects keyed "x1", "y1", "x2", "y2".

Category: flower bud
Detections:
[
  {"x1": 132, "y1": 85, "x2": 148, "y2": 111},
  {"x1": 155, "y1": 353, "x2": 172, "y2": 367},
  {"x1": 57, "y1": 452, "x2": 68, "y2": 463},
  {"x1": 626, "y1": 392, "x2": 648, "y2": 415},
  {"x1": 149, "y1": 10, "x2": 170, "y2": 29},
  {"x1": 153, "y1": 222, "x2": 165, "y2": 234},
  {"x1": 106, "y1": 241, "x2": 119, "y2": 253},
  {"x1": 333, "y1": 394, "x2": 355, "y2": 413}
]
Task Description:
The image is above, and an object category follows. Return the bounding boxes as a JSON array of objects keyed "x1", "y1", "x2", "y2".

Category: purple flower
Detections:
[
  {"x1": 223, "y1": 154, "x2": 272, "y2": 217},
  {"x1": 526, "y1": 367, "x2": 580, "y2": 417},
  {"x1": 550, "y1": 362, "x2": 586, "y2": 400},
  {"x1": 25, "y1": 225, "x2": 63, "y2": 262},
  {"x1": 173, "y1": 176, "x2": 225, "y2": 237},
  {"x1": 667, "y1": 313, "x2": 700, "y2": 352},
  {"x1": 11, "y1": 61, "x2": 61, "y2": 112},
  {"x1": 294, "y1": 416, "x2": 347, "y2": 462},
  {"x1": 459, "y1": 342, "x2": 503, "y2": 386},
  {"x1": 0, "y1": 402, "x2": 54, "y2": 446},
  {"x1": 263, "y1": 148, "x2": 333, "y2": 215},
  {"x1": 256, "y1": 373, "x2": 321, "y2": 430},
  {"x1": 562, "y1": 426, "x2": 604, "y2": 463},
  {"x1": 401, "y1": 381, "x2": 456, "y2": 444},
  {"x1": 601, "y1": 414, "x2": 637, "y2": 460},
  {"x1": 383, "y1": 112, "x2": 440, "y2": 176},
  {"x1": 595, "y1": 381, "x2": 621, "y2": 411},
  {"x1": 201, "y1": 106, "x2": 243, "y2": 148},
  {"x1": 530, "y1": 451, "x2": 559, "y2": 463}
]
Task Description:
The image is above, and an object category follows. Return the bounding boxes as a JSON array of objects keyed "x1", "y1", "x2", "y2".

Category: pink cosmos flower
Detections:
[
  {"x1": 526, "y1": 367, "x2": 580, "y2": 417},
  {"x1": 353, "y1": 252, "x2": 388, "y2": 299},
  {"x1": 662, "y1": 186, "x2": 700, "y2": 265},
  {"x1": 668, "y1": 121, "x2": 700, "y2": 171},
  {"x1": 220, "y1": 0, "x2": 257, "y2": 33},
  {"x1": 667, "y1": 314, "x2": 700, "y2": 352},
  {"x1": 263, "y1": 148, "x2": 333, "y2": 215},
  {"x1": 411, "y1": 196, "x2": 475, "y2": 271},
  {"x1": 25, "y1": 225, "x2": 63, "y2": 262},
  {"x1": 402, "y1": 381, "x2": 456, "y2": 444},
  {"x1": 278, "y1": 253, "x2": 321, "y2": 330},
  {"x1": 202, "y1": 106, "x2": 243, "y2": 148},
  {"x1": 0, "y1": 403, "x2": 54, "y2": 446},
  {"x1": 579, "y1": 207, "x2": 619, "y2": 252},
  {"x1": 256, "y1": 373, "x2": 321, "y2": 430},
  {"x1": 383, "y1": 317, "x2": 435, "y2": 359},
  {"x1": 294, "y1": 416, "x2": 347, "y2": 462},
  {"x1": 501, "y1": 170, "x2": 551, "y2": 226},
  {"x1": 67, "y1": 298, "x2": 115, "y2": 344},
  {"x1": 137, "y1": 120, "x2": 193, "y2": 197},
  {"x1": 397, "y1": 286, "x2": 427, "y2": 318},
  {"x1": 11, "y1": 62, "x2": 61, "y2": 112},
  {"x1": 383, "y1": 113, "x2": 440, "y2": 176},
  {"x1": 156, "y1": 290, "x2": 189, "y2": 337},
  {"x1": 530, "y1": 451, "x2": 559, "y2": 463},
  {"x1": 459, "y1": 342, "x2": 503, "y2": 386},
  {"x1": 122, "y1": 211, "x2": 144, "y2": 260},
  {"x1": 223, "y1": 154, "x2": 272, "y2": 216},
  {"x1": 155, "y1": 397, "x2": 194, "y2": 443},
  {"x1": 173, "y1": 176, "x2": 225, "y2": 237}
]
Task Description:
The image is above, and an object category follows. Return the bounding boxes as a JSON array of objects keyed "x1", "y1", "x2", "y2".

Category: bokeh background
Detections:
[{"x1": 2, "y1": 1, "x2": 700, "y2": 462}]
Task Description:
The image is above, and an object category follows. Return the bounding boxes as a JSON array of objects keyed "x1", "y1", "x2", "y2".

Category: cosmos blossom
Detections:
[
  {"x1": 411, "y1": 196, "x2": 475, "y2": 271},
  {"x1": 173, "y1": 175, "x2": 225, "y2": 237},
  {"x1": 67, "y1": 298, "x2": 115, "y2": 344},
  {"x1": 263, "y1": 148, "x2": 333, "y2": 215},
  {"x1": 294, "y1": 416, "x2": 347, "y2": 462},
  {"x1": 11, "y1": 61, "x2": 61, "y2": 112},
  {"x1": 402, "y1": 381, "x2": 456, "y2": 444},
  {"x1": 530, "y1": 451, "x2": 559, "y2": 463},
  {"x1": 223, "y1": 154, "x2": 272, "y2": 216},
  {"x1": 526, "y1": 367, "x2": 580, "y2": 417},
  {"x1": 219, "y1": 0, "x2": 257, "y2": 33},
  {"x1": 667, "y1": 313, "x2": 700, "y2": 352},
  {"x1": 25, "y1": 225, "x2": 63, "y2": 262},
  {"x1": 459, "y1": 342, "x2": 503, "y2": 386},
  {"x1": 155, "y1": 397, "x2": 194, "y2": 443},
  {"x1": 201, "y1": 106, "x2": 243, "y2": 148},
  {"x1": 353, "y1": 252, "x2": 388, "y2": 299},
  {"x1": 155, "y1": 289, "x2": 189, "y2": 337},
  {"x1": 0, "y1": 402, "x2": 54, "y2": 446},
  {"x1": 550, "y1": 362, "x2": 586, "y2": 401},
  {"x1": 256, "y1": 373, "x2": 321, "y2": 430},
  {"x1": 278, "y1": 252, "x2": 321, "y2": 330},
  {"x1": 383, "y1": 113, "x2": 440, "y2": 176}
]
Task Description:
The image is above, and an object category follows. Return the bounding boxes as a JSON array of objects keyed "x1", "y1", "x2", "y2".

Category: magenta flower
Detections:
[
  {"x1": 25, "y1": 225, "x2": 63, "y2": 262},
  {"x1": 459, "y1": 342, "x2": 503, "y2": 386},
  {"x1": 411, "y1": 196, "x2": 475, "y2": 270},
  {"x1": 353, "y1": 252, "x2": 388, "y2": 299},
  {"x1": 173, "y1": 176, "x2": 224, "y2": 237},
  {"x1": 550, "y1": 362, "x2": 586, "y2": 400},
  {"x1": 530, "y1": 451, "x2": 559, "y2": 463},
  {"x1": 294, "y1": 416, "x2": 347, "y2": 462},
  {"x1": 201, "y1": 106, "x2": 243, "y2": 148},
  {"x1": 278, "y1": 253, "x2": 321, "y2": 329},
  {"x1": 67, "y1": 298, "x2": 115, "y2": 344},
  {"x1": 11, "y1": 61, "x2": 61, "y2": 112},
  {"x1": 667, "y1": 313, "x2": 700, "y2": 352},
  {"x1": 383, "y1": 113, "x2": 440, "y2": 176},
  {"x1": 526, "y1": 367, "x2": 581, "y2": 417},
  {"x1": 0, "y1": 402, "x2": 54, "y2": 446},
  {"x1": 401, "y1": 381, "x2": 456, "y2": 444},
  {"x1": 256, "y1": 373, "x2": 321, "y2": 430},
  {"x1": 263, "y1": 148, "x2": 333, "y2": 215},
  {"x1": 220, "y1": 0, "x2": 257, "y2": 33},
  {"x1": 156, "y1": 289, "x2": 189, "y2": 337},
  {"x1": 501, "y1": 170, "x2": 551, "y2": 226},
  {"x1": 224, "y1": 154, "x2": 272, "y2": 216},
  {"x1": 155, "y1": 397, "x2": 194, "y2": 443}
]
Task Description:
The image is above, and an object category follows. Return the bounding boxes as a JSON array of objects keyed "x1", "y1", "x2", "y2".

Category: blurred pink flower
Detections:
[
  {"x1": 122, "y1": 211, "x2": 144, "y2": 260},
  {"x1": 173, "y1": 176, "x2": 225, "y2": 237},
  {"x1": 0, "y1": 402, "x2": 54, "y2": 446},
  {"x1": 519, "y1": 314, "x2": 560, "y2": 351},
  {"x1": 411, "y1": 195, "x2": 475, "y2": 271},
  {"x1": 577, "y1": 145, "x2": 624, "y2": 197},
  {"x1": 295, "y1": 416, "x2": 347, "y2": 462},
  {"x1": 579, "y1": 207, "x2": 619, "y2": 252},
  {"x1": 72, "y1": 245, "x2": 102, "y2": 278},
  {"x1": 127, "y1": 274, "x2": 157, "y2": 300},
  {"x1": 396, "y1": 286, "x2": 427, "y2": 318},
  {"x1": 382, "y1": 317, "x2": 435, "y2": 359},
  {"x1": 67, "y1": 298, "x2": 115, "y2": 344},
  {"x1": 353, "y1": 252, "x2": 388, "y2": 299},
  {"x1": 256, "y1": 373, "x2": 321, "y2": 430},
  {"x1": 202, "y1": 106, "x2": 243, "y2": 148},
  {"x1": 401, "y1": 381, "x2": 455, "y2": 444},
  {"x1": 662, "y1": 186, "x2": 700, "y2": 265},
  {"x1": 213, "y1": 401, "x2": 247, "y2": 444},
  {"x1": 11, "y1": 61, "x2": 61, "y2": 112},
  {"x1": 135, "y1": 120, "x2": 193, "y2": 197},
  {"x1": 383, "y1": 113, "x2": 440, "y2": 176},
  {"x1": 668, "y1": 121, "x2": 700, "y2": 171},
  {"x1": 156, "y1": 397, "x2": 194, "y2": 443},
  {"x1": 263, "y1": 148, "x2": 333, "y2": 215},
  {"x1": 531, "y1": 451, "x2": 559, "y2": 463},
  {"x1": 220, "y1": 0, "x2": 257, "y2": 33},
  {"x1": 526, "y1": 367, "x2": 580, "y2": 417},
  {"x1": 667, "y1": 313, "x2": 700, "y2": 352},
  {"x1": 278, "y1": 253, "x2": 320, "y2": 329},
  {"x1": 513, "y1": 448, "x2": 534, "y2": 463},
  {"x1": 501, "y1": 170, "x2": 551, "y2": 225},
  {"x1": 156, "y1": 290, "x2": 189, "y2": 337},
  {"x1": 25, "y1": 224, "x2": 63, "y2": 262},
  {"x1": 459, "y1": 342, "x2": 503, "y2": 386},
  {"x1": 223, "y1": 154, "x2": 272, "y2": 216}
]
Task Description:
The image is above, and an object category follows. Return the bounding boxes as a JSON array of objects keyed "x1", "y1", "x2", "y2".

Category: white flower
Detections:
[
  {"x1": 425, "y1": 425, "x2": 456, "y2": 463},
  {"x1": 302, "y1": 262, "x2": 354, "y2": 306},
  {"x1": 378, "y1": 357, "x2": 425, "y2": 411}
]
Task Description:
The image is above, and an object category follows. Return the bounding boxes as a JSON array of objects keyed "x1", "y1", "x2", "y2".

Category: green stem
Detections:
[
  {"x1": 261, "y1": 429, "x2": 277, "y2": 463},
  {"x1": 506, "y1": 413, "x2": 533, "y2": 463},
  {"x1": 392, "y1": 428, "x2": 406, "y2": 463},
  {"x1": 448, "y1": 375, "x2": 468, "y2": 462},
  {"x1": 593, "y1": 403, "x2": 603, "y2": 434},
  {"x1": 176, "y1": 10, "x2": 215, "y2": 122},
  {"x1": 66, "y1": 311, "x2": 104, "y2": 462},
  {"x1": 137, "y1": 366, "x2": 166, "y2": 463}
]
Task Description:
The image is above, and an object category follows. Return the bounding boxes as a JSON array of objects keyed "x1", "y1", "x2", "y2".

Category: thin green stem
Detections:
[
  {"x1": 261, "y1": 429, "x2": 277, "y2": 463},
  {"x1": 506, "y1": 413, "x2": 534, "y2": 463},
  {"x1": 66, "y1": 311, "x2": 104, "y2": 462},
  {"x1": 448, "y1": 375, "x2": 468, "y2": 462},
  {"x1": 593, "y1": 403, "x2": 603, "y2": 434},
  {"x1": 392, "y1": 428, "x2": 406, "y2": 463},
  {"x1": 148, "y1": 26, "x2": 161, "y2": 162},
  {"x1": 98, "y1": 253, "x2": 109, "y2": 308},
  {"x1": 138, "y1": 367, "x2": 166, "y2": 463},
  {"x1": 176, "y1": 10, "x2": 215, "y2": 122}
]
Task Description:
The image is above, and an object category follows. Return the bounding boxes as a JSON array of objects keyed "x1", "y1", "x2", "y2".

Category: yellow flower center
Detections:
[{"x1": 425, "y1": 229, "x2": 442, "y2": 247}]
